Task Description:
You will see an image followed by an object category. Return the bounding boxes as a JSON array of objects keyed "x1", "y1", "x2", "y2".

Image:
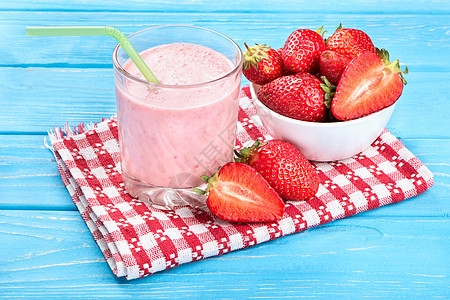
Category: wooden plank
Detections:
[
  {"x1": 0, "y1": 210, "x2": 448, "y2": 298},
  {"x1": 0, "y1": 135, "x2": 448, "y2": 217},
  {"x1": 386, "y1": 71, "x2": 450, "y2": 139},
  {"x1": 1, "y1": 67, "x2": 449, "y2": 139},
  {"x1": 0, "y1": 67, "x2": 116, "y2": 133},
  {"x1": 0, "y1": 135, "x2": 76, "y2": 210},
  {"x1": 2, "y1": 0, "x2": 450, "y2": 13},
  {"x1": 1, "y1": 1, "x2": 448, "y2": 298},
  {"x1": 1, "y1": 11, "x2": 449, "y2": 71}
]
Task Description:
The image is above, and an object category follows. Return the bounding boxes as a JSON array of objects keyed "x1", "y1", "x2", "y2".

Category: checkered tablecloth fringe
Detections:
[{"x1": 48, "y1": 86, "x2": 433, "y2": 280}]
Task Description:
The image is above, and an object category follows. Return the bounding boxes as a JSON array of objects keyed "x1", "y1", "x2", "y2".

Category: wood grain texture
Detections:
[
  {"x1": 0, "y1": 11, "x2": 448, "y2": 71},
  {"x1": 2, "y1": 0, "x2": 450, "y2": 13},
  {"x1": 0, "y1": 67, "x2": 116, "y2": 133},
  {"x1": 0, "y1": 135, "x2": 76, "y2": 211},
  {"x1": 1, "y1": 0, "x2": 449, "y2": 298},
  {"x1": 0, "y1": 210, "x2": 449, "y2": 298}
]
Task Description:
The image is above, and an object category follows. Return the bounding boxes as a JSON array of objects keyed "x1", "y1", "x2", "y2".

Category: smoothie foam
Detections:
[{"x1": 115, "y1": 43, "x2": 240, "y2": 189}]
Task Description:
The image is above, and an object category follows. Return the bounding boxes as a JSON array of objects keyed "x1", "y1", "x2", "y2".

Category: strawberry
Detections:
[
  {"x1": 194, "y1": 162, "x2": 285, "y2": 223},
  {"x1": 276, "y1": 47, "x2": 293, "y2": 76},
  {"x1": 282, "y1": 28, "x2": 326, "y2": 74},
  {"x1": 242, "y1": 43, "x2": 284, "y2": 85},
  {"x1": 236, "y1": 139, "x2": 320, "y2": 201},
  {"x1": 256, "y1": 73, "x2": 333, "y2": 122},
  {"x1": 319, "y1": 50, "x2": 352, "y2": 85},
  {"x1": 321, "y1": 24, "x2": 376, "y2": 85},
  {"x1": 332, "y1": 48, "x2": 408, "y2": 121},
  {"x1": 325, "y1": 24, "x2": 375, "y2": 60},
  {"x1": 276, "y1": 47, "x2": 283, "y2": 56}
]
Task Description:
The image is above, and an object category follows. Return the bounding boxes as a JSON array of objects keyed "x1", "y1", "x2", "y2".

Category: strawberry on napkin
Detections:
[{"x1": 47, "y1": 86, "x2": 433, "y2": 280}]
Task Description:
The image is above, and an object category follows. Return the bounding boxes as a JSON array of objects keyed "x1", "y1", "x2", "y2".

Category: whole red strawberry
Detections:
[
  {"x1": 276, "y1": 47, "x2": 283, "y2": 57},
  {"x1": 256, "y1": 73, "x2": 331, "y2": 122},
  {"x1": 242, "y1": 43, "x2": 284, "y2": 85},
  {"x1": 319, "y1": 50, "x2": 351, "y2": 85},
  {"x1": 325, "y1": 24, "x2": 375, "y2": 59},
  {"x1": 236, "y1": 139, "x2": 320, "y2": 201},
  {"x1": 194, "y1": 162, "x2": 285, "y2": 223},
  {"x1": 321, "y1": 24, "x2": 376, "y2": 85},
  {"x1": 332, "y1": 48, "x2": 408, "y2": 120},
  {"x1": 282, "y1": 28, "x2": 326, "y2": 74}
]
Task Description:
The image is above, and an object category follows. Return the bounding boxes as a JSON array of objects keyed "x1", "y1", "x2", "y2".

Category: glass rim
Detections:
[{"x1": 112, "y1": 25, "x2": 243, "y2": 89}]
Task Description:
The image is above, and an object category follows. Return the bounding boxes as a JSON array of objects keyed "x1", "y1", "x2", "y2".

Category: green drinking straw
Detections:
[{"x1": 25, "y1": 26, "x2": 160, "y2": 84}]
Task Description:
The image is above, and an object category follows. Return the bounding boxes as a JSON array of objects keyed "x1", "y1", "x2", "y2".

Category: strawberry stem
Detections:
[
  {"x1": 193, "y1": 169, "x2": 221, "y2": 196},
  {"x1": 192, "y1": 187, "x2": 206, "y2": 195},
  {"x1": 201, "y1": 175, "x2": 210, "y2": 183},
  {"x1": 377, "y1": 48, "x2": 408, "y2": 85},
  {"x1": 235, "y1": 139, "x2": 266, "y2": 163},
  {"x1": 315, "y1": 25, "x2": 327, "y2": 38},
  {"x1": 234, "y1": 149, "x2": 244, "y2": 159},
  {"x1": 386, "y1": 59, "x2": 398, "y2": 69},
  {"x1": 243, "y1": 43, "x2": 271, "y2": 70},
  {"x1": 320, "y1": 76, "x2": 336, "y2": 109},
  {"x1": 325, "y1": 23, "x2": 342, "y2": 43}
]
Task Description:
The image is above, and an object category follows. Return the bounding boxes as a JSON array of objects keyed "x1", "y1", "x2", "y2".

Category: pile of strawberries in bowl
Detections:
[
  {"x1": 194, "y1": 25, "x2": 408, "y2": 224},
  {"x1": 244, "y1": 24, "x2": 408, "y2": 161}
]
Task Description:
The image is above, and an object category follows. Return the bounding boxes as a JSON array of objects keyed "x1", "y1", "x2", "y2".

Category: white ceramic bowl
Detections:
[{"x1": 250, "y1": 83, "x2": 396, "y2": 162}]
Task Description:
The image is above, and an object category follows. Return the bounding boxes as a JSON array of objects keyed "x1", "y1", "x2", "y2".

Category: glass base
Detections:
[{"x1": 123, "y1": 173, "x2": 208, "y2": 210}]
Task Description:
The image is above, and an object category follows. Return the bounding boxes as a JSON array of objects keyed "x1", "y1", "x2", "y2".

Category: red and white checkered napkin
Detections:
[{"x1": 48, "y1": 86, "x2": 433, "y2": 280}]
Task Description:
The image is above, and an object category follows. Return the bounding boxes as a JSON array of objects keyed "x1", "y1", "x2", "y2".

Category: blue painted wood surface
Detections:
[{"x1": 0, "y1": 0, "x2": 449, "y2": 298}]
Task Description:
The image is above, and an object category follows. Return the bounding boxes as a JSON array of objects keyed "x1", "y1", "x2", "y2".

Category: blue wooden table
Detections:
[{"x1": 1, "y1": 1, "x2": 449, "y2": 298}]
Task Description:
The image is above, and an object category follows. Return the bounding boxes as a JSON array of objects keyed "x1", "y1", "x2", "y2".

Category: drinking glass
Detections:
[{"x1": 113, "y1": 25, "x2": 243, "y2": 209}]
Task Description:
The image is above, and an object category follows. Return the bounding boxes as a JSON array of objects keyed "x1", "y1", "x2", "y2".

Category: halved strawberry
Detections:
[
  {"x1": 331, "y1": 48, "x2": 408, "y2": 120},
  {"x1": 194, "y1": 162, "x2": 285, "y2": 223}
]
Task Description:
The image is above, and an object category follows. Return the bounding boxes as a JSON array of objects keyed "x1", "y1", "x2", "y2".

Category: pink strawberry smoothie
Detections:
[{"x1": 115, "y1": 43, "x2": 240, "y2": 189}]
